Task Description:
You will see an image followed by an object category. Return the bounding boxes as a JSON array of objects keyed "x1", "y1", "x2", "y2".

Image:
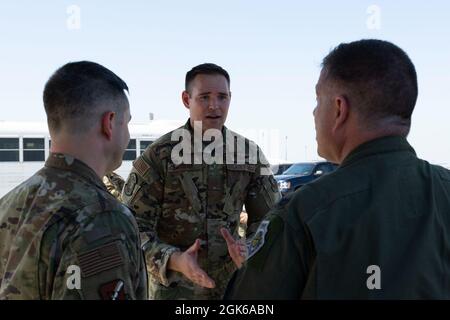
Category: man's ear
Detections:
[
  {"x1": 101, "y1": 111, "x2": 115, "y2": 140},
  {"x1": 182, "y1": 91, "x2": 190, "y2": 109},
  {"x1": 332, "y1": 95, "x2": 350, "y2": 133}
]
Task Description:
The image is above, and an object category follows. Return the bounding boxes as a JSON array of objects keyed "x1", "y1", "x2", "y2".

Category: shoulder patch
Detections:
[
  {"x1": 78, "y1": 242, "x2": 124, "y2": 278},
  {"x1": 247, "y1": 220, "x2": 270, "y2": 259},
  {"x1": 246, "y1": 214, "x2": 284, "y2": 270},
  {"x1": 124, "y1": 173, "x2": 138, "y2": 197},
  {"x1": 133, "y1": 157, "x2": 150, "y2": 177}
]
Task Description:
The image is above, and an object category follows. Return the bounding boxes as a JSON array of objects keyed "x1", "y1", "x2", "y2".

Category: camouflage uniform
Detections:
[
  {"x1": 0, "y1": 153, "x2": 147, "y2": 300},
  {"x1": 122, "y1": 120, "x2": 281, "y2": 299},
  {"x1": 103, "y1": 172, "x2": 125, "y2": 201}
]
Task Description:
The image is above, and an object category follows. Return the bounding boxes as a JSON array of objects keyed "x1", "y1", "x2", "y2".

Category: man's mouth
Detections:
[{"x1": 206, "y1": 115, "x2": 221, "y2": 120}]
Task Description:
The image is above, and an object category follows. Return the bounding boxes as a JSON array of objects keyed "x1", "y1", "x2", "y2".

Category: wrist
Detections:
[{"x1": 167, "y1": 251, "x2": 182, "y2": 273}]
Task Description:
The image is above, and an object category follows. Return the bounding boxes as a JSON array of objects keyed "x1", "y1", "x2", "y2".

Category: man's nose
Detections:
[{"x1": 208, "y1": 97, "x2": 219, "y2": 110}]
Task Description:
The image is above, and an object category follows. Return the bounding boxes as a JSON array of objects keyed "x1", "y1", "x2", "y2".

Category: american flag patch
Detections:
[
  {"x1": 78, "y1": 242, "x2": 124, "y2": 278},
  {"x1": 133, "y1": 157, "x2": 150, "y2": 177}
]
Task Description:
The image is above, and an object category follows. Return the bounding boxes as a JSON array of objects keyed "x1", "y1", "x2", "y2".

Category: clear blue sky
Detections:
[{"x1": 1, "y1": 0, "x2": 449, "y2": 165}]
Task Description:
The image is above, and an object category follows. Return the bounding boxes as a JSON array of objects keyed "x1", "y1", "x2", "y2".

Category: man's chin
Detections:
[{"x1": 317, "y1": 147, "x2": 326, "y2": 160}]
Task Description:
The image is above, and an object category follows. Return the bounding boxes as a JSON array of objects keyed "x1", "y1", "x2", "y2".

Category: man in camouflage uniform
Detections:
[
  {"x1": 103, "y1": 172, "x2": 125, "y2": 201},
  {"x1": 122, "y1": 63, "x2": 281, "y2": 299},
  {"x1": 0, "y1": 61, "x2": 147, "y2": 299},
  {"x1": 225, "y1": 40, "x2": 450, "y2": 299}
]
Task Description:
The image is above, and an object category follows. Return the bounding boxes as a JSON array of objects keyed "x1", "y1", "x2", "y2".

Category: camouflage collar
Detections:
[
  {"x1": 184, "y1": 118, "x2": 227, "y2": 135},
  {"x1": 183, "y1": 118, "x2": 235, "y2": 155},
  {"x1": 45, "y1": 153, "x2": 107, "y2": 192},
  {"x1": 340, "y1": 136, "x2": 416, "y2": 168}
]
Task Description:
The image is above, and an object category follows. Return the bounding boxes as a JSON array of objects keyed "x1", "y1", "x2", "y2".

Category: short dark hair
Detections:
[
  {"x1": 322, "y1": 39, "x2": 418, "y2": 125},
  {"x1": 43, "y1": 61, "x2": 129, "y2": 133},
  {"x1": 185, "y1": 63, "x2": 230, "y2": 93}
]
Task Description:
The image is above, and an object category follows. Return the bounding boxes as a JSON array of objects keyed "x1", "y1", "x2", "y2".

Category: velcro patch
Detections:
[
  {"x1": 247, "y1": 220, "x2": 270, "y2": 259},
  {"x1": 133, "y1": 157, "x2": 150, "y2": 177},
  {"x1": 78, "y1": 242, "x2": 124, "y2": 278},
  {"x1": 124, "y1": 173, "x2": 138, "y2": 197},
  {"x1": 247, "y1": 215, "x2": 283, "y2": 271},
  {"x1": 99, "y1": 279, "x2": 126, "y2": 300}
]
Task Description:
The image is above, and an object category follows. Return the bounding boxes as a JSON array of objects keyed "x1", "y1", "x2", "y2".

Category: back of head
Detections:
[
  {"x1": 43, "y1": 61, "x2": 129, "y2": 135},
  {"x1": 322, "y1": 39, "x2": 418, "y2": 132},
  {"x1": 185, "y1": 63, "x2": 230, "y2": 93}
]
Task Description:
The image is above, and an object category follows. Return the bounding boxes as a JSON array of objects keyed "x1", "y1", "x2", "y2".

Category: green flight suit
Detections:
[{"x1": 225, "y1": 136, "x2": 450, "y2": 299}]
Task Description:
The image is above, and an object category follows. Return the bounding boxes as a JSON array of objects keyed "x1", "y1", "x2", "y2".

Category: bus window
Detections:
[
  {"x1": 140, "y1": 140, "x2": 153, "y2": 154},
  {"x1": 123, "y1": 139, "x2": 137, "y2": 161},
  {"x1": 0, "y1": 138, "x2": 19, "y2": 162},
  {"x1": 23, "y1": 138, "x2": 45, "y2": 162}
]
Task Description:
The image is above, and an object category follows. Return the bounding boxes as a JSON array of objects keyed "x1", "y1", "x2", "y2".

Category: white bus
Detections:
[{"x1": 0, "y1": 119, "x2": 184, "y2": 197}]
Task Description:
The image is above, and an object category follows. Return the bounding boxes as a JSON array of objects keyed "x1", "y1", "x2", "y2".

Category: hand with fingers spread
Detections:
[
  {"x1": 220, "y1": 228, "x2": 248, "y2": 269},
  {"x1": 167, "y1": 239, "x2": 216, "y2": 288}
]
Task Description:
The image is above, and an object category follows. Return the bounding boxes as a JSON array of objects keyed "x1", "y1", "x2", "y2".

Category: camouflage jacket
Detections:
[
  {"x1": 0, "y1": 153, "x2": 147, "y2": 300},
  {"x1": 103, "y1": 172, "x2": 125, "y2": 202},
  {"x1": 122, "y1": 119, "x2": 281, "y2": 299}
]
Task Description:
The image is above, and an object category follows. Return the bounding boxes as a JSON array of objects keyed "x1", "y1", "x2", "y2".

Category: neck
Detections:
[
  {"x1": 336, "y1": 125, "x2": 408, "y2": 164},
  {"x1": 50, "y1": 134, "x2": 106, "y2": 178}
]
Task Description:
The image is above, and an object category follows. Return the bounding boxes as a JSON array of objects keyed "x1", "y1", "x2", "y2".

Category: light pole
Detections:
[{"x1": 285, "y1": 136, "x2": 288, "y2": 161}]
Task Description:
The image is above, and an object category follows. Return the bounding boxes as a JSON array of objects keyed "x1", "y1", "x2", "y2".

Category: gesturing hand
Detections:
[
  {"x1": 220, "y1": 228, "x2": 248, "y2": 269},
  {"x1": 168, "y1": 239, "x2": 215, "y2": 288}
]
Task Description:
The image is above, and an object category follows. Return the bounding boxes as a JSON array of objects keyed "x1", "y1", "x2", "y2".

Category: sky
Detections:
[{"x1": 0, "y1": 0, "x2": 449, "y2": 166}]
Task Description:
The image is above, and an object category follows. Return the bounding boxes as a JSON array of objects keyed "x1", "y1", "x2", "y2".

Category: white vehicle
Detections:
[{"x1": 0, "y1": 119, "x2": 184, "y2": 197}]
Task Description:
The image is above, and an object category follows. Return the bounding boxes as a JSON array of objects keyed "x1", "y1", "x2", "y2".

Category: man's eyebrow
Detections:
[{"x1": 197, "y1": 91, "x2": 230, "y2": 95}]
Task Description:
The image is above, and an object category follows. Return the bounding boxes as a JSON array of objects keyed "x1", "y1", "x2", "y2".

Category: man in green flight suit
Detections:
[
  {"x1": 122, "y1": 63, "x2": 281, "y2": 299},
  {"x1": 225, "y1": 39, "x2": 450, "y2": 299}
]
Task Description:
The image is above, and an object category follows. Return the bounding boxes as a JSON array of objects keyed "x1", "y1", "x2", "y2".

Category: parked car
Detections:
[
  {"x1": 270, "y1": 163, "x2": 294, "y2": 176},
  {"x1": 275, "y1": 161, "x2": 338, "y2": 197}
]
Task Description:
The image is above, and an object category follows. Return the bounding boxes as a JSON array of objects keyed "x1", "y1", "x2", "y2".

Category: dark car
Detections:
[
  {"x1": 275, "y1": 161, "x2": 338, "y2": 197},
  {"x1": 270, "y1": 163, "x2": 294, "y2": 176}
]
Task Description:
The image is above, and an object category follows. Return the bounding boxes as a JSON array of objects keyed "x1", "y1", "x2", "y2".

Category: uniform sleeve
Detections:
[
  {"x1": 102, "y1": 173, "x2": 125, "y2": 202},
  {"x1": 40, "y1": 209, "x2": 147, "y2": 300},
  {"x1": 224, "y1": 207, "x2": 311, "y2": 300},
  {"x1": 121, "y1": 149, "x2": 180, "y2": 287},
  {"x1": 244, "y1": 148, "x2": 282, "y2": 238}
]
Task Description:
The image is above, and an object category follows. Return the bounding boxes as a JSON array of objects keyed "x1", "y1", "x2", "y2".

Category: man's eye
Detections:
[
  {"x1": 219, "y1": 95, "x2": 228, "y2": 101},
  {"x1": 200, "y1": 96, "x2": 209, "y2": 101}
]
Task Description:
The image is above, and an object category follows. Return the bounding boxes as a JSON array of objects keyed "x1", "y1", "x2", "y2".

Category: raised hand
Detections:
[{"x1": 220, "y1": 228, "x2": 247, "y2": 268}]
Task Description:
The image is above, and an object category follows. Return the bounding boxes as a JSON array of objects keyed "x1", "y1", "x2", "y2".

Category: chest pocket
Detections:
[
  {"x1": 158, "y1": 163, "x2": 204, "y2": 246},
  {"x1": 164, "y1": 163, "x2": 204, "y2": 214},
  {"x1": 223, "y1": 164, "x2": 256, "y2": 216}
]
